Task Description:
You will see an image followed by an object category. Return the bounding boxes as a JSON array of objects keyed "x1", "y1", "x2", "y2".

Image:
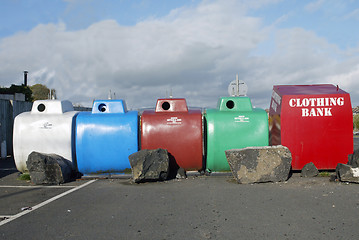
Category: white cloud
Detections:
[
  {"x1": 344, "y1": 8, "x2": 359, "y2": 20},
  {"x1": 1, "y1": 0, "x2": 359, "y2": 110},
  {"x1": 326, "y1": 64, "x2": 359, "y2": 95},
  {"x1": 304, "y1": 0, "x2": 325, "y2": 13}
]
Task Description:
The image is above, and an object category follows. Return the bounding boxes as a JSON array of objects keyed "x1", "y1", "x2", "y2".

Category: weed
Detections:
[
  {"x1": 318, "y1": 172, "x2": 331, "y2": 177},
  {"x1": 18, "y1": 173, "x2": 31, "y2": 181}
]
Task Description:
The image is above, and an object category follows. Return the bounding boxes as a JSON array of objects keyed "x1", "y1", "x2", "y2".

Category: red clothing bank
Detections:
[{"x1": 269, "y1": 84, "x2": 353, "y2": 170}]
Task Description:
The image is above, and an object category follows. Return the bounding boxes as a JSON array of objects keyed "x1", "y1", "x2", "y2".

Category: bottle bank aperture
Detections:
[{"x1": 269, "y1": 84, "x2": 353, "y2": 170}]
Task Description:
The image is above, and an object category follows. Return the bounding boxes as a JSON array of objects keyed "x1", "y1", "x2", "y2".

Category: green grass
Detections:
[
  {"x1": 318, "y1": 172, "x2": 331, "y2": 177},
  {"x1": 17, "y1": 173, "x2": 31, "y2": 181}
]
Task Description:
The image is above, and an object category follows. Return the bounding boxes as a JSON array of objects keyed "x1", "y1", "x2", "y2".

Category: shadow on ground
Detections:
[{"x1": 0, "y1": 157, "x2": 18, "y2": 179}]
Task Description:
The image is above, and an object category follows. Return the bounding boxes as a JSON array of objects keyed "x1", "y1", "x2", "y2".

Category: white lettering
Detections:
[
  {"x1": 337, "y1": 97, "x2": 344, "y2": 106},
  {"x1": 297, "y1": 99, "x2": 303, "y2": 107},
  {"x1": 309, "y1": 98, "x2": 316, "y2": 107},
  {"x1": 302, "y1": 98, "x2": 309, "y2": 107},
  {"x1": 301, "y1": 108, "x2": 332, "y2": 117},
  {"x1": 234, "y1": 115, "x2": 250, "y2": 123},
  {"x1": 167, "y1": 117, "x2": 182, "y2": 125},
  {"x1": 325, "y1": 98, "x2": 329, "y2": 106},
  {"x1": 289, "y1": 99, "x2": 296, "y2": 107},
  {"x1": 317, "y1": 98, "x2": 324, "y2": 107},
  {"x1": 302, "y1": 108, "x2": 309, "y2": 117},
  {"x1": 330, "y1": 98, "x2": 337, "y2": 106},
  {"x1": 310, "y1": 108, "x2": 316, "y2": 116},
  {"x1": 325, "y1": 108, "x2": 332, "y2": 116},
  {"x1": 317, "y1": 108, "x2": 324, "y2": 116},
  {"x1": 290, "y1": 97, "x2": 343, "y2": 117}
]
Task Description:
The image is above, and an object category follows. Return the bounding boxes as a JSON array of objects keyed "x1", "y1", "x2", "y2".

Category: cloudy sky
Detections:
[{"x1": 0, "y1": 0, "x2": 358, "y2": 109}]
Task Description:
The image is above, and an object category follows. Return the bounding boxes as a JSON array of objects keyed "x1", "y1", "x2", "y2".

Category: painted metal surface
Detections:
[
  {"x1": 269, "y1": 84, "x2": 353, "y2": 170},
  {"x1": 13, "y1": 100, "x2": 78, "y2": 173},
  {"x1": 205, "y1": 97, "x2": 269, "y2": 172},
  {"x1": 75, "y1": 100, "x2": 138, "y2": 174},
  {"x1": 141, "y1": 98, "x2": 203, "y2": 171}
]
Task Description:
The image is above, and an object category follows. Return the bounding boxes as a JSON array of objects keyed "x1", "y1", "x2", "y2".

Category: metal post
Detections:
[
  {"x1": 23, "y1": 71, "x2": 28, "y2": 86},
  {"x1": 236, "y1": 74, "x2": 239, "y2": 96}
]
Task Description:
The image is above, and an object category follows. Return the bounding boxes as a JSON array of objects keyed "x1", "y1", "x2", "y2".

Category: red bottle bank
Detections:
[
  {"x1": 141, "y1": 98, "x2": 203, "y2": 171},
  {"x1": 269, "y1": 84, "x2": 353, "y2": 170}
]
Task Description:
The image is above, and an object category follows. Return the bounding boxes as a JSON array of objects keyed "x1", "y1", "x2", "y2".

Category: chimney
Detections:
[{"x1": 23, "y1": 71, "x2": 28, "y2": 86}]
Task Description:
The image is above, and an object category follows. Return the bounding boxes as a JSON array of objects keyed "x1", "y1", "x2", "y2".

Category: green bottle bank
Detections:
[{"x1": 204, "y1": 96, "x2": 269, "y2": 172}]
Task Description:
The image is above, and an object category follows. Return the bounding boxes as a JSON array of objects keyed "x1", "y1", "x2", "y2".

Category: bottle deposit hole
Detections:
[
  {"x1": 37, "y1": 104, "x2": 46, "y2": 112},
  {"x1": 162, "y1": 101, "x2": 170, "y2": 110},
  {"x1": 98, "y1": 103, "x2": 107, "y2": 112},
  {"x1": 226, "y1": 100, "x2": 235, "y2": 109}
]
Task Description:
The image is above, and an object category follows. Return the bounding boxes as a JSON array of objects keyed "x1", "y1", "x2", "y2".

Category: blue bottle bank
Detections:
[{"x1": 75, "y1": 100, "x2": 138, "y2": 174}]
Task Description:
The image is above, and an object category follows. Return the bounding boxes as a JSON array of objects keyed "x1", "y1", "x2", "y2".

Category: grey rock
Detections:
[
  {"x1": 26, "y1": 151, "x2": 74, "y2": 185},
  {"x1": 225, "y1": 145, "x2": 292, "y2": 184},
  {"x1": 348, "y1": 138, "x2": 359, "y2": 167},
  {"x1": 336, "y1": 163, "x2": 359, "y2": 183},
  {"x1": 347, "y1": 148, "x2": 359, "y2": 167},
  {"x1": 129, "y1": 149, "x2": 170, "y2": 183},
  {"x1": 176, "y1": 168, "x2": 187, "y2": 179},
  {"x1": 301, "y1": 162, "x2": 319, "y2": 177}
]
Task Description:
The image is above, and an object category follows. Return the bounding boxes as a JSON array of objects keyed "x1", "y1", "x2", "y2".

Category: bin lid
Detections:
[
  {"x1": 31, "y1": 100, "x2": 74, "y2": 114},
  {"x1": 217, "y1": 97, "x2": 253, "y2": 111},
  {"x1": 92, "y1": 100, "x2": 127, "y2": 114},
  {"x1": 273, "y1": 84, "x2": 348, "y2": 95},
  {"x1": 155, "y1": 98, "x2": 188, "y2": 112}
]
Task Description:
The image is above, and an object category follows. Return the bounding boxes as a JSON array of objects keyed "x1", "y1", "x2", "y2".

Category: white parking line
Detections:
[
  {"x1": 0, "y1": 185, "x2": 76, "y2": 188},
  {"x1": 0, "y1": 179, "x2": 97, "y2": 226}
]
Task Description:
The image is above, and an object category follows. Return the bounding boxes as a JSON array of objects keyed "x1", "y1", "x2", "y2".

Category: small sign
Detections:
[
  {"x1": 234, "y1": 115, "x2": 249, "y2": 123},
  {"x1": 40, "y1": 122, "x2": 52, "y2": 129},
  {"x1": 228, "y1": 74, "x2": 248, "y2": 96},
  {"x1": 40, "y1": 122, "x2": 53, "y2": 129},
  {"x1": 288, "y1": 97, "x2": 344, "y2": 117},
  {"x1": 167, "y1": 117, "x2": 182, "y2": 125}
]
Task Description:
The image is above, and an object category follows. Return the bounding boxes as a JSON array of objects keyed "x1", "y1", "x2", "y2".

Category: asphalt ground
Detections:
[
  {"x1": 1, "y1": 166, "x2": 359, "y2": 239},
  {"x1": 0, "y1": 138, "x2": 358, "y2": 240}
]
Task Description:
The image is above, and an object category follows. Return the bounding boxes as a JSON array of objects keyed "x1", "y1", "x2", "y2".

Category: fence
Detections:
[{"x1": 0, "y1": 99, "x2": 32, "y2": 157}]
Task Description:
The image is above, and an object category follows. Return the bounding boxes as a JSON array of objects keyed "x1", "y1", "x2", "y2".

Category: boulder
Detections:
[
  {"x1": 336, "y1": 163, "x2": 359, "y2": 183},
  {"x1": 176, "y1": 168, "x2": 187, "y2": 179},
  {"x1": 129, "y1": 149, "x2": 171, "y2": 183},
  {"x1": 347, "y1": 148, "x2": 359, "y2": 168},
  {"x1": 26, "y1": 151, "x2": 74, "y2": 185},
  {"x1": 225, "y1": 145, "x2": 292, "y2": 184},
  {"x1": 301, "y1": 162, "x2": 319, "y2": 177},
  {"x1": 348, "y1": 139, "x2": 359, "y2": 167}
]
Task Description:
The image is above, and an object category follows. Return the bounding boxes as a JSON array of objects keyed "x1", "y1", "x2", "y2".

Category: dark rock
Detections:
[
  {"x1": 329, "y1": 174, "x2": 337, "y2": 182},
  {"x1": 129, "y1": 149, "x2": 171, "y2": 183},
  {"x1": 301, "y1": 162, "x2": 319, "y2": 177},
  {"x1": 225, "y1": 145, "x2": 292, "y2": 184},
  {"x1": 26, "y1": 151, "x2": 74, "y2": 185},
  {"x1": 336, "y1": 163, "x2": 359, "y2": 183},
  {"x1": 176, "y1": 168, "x2": 187, "y2": 179},
  {"x1": 347, "y1": 148, "x2": 359, "y2": 167},
  {"x1": 167, "y1": 152, "x2": 180, "y2": 180}
]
